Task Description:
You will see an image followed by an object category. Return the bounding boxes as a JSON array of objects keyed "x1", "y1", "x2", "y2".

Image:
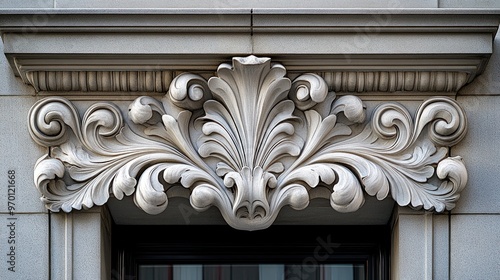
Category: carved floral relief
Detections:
[{"x1": 29, "y1": 56, "x2": 468, "y2": 230}]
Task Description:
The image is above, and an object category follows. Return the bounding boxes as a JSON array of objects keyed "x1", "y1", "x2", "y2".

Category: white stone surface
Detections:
[
  {"x1": 8, "y1": 0, "x2": 500, "y2": 10},
  {"x1": 52, "y1": 0, "x2": 437, "y2": 9},
  {"x1": 8, "y1": 21, "x2": 491, "y2": 64},
  {"x1": 0, "y1": 41, "x2": 34, "y2": 96},
  {"x1": 392, "y1": 213, "x2": 427, "y2": 280},
  {"x1": 253, "y1": 33, "x2": 492, "y2": 55},
  {"x1": 391, "y1": 210, "x2": 450, "y2": 280},
  {"x1": 432, "y1": 214, "x2": 449, "y2": 280},
  {"x1": 2, "y1": 33, "x2": 253, "y2": 55},
  {"x1": 453, "y1": 96, "x2": 500, "y2": 214},
  {"x1": 0, "y1": 96, "x2": 46, "y2": 213},
  {"x1": 440, "y1": 0, "x2": 500, "y2": 8},
  {"x1": 450, "y1": 214, "x2": 500, "y2": 279},
  {"x1": 73, "y1": 211, "x2": 111, "y2": 280},
  {"x1": 0, "y1": 213, "x2": 48, "y2": 280},
  {"x1": 49, "y1": 212, "x2": 72, "y2": 280},
  {"x1": 459, "y1": 30, "x2": 500, "y2": 96},
  {"x1": 51, "y1": 210, "x2": 111, "y2": 280},
  {"x1": 0, "y1": 0, "x2": 52, "y2": 8}
]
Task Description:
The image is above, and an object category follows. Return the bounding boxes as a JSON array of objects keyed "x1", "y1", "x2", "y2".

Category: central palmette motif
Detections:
[{"x1": 30, "y1": 56, "x2": 468, "y2": 230}]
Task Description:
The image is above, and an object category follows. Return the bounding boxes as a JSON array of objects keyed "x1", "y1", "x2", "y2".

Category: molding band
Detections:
[
  {"x1": 25, "y1": 70, "x2": 468, "y2": 93},
  {"x1": 26, "y1": 71, "x2": 174, "y2": 92},
  {"x1": 321, "y1": 71, "x2": 469, "y2": 93},
  {"x1": 2, "y1": 9, "x2": 497, "y2": 95}
]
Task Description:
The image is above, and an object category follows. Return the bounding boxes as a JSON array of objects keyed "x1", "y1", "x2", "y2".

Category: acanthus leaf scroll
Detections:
[{"x1": 29, "y1": 56, "x2": 468, "y2": 230}]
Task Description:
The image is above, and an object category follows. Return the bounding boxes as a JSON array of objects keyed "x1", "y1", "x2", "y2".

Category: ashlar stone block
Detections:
[
  {"x1": 0, "y1": 96, "x2": 46, "y2": 213},
  {"x1": 0, "y1": 213, "x2": 49, "y2": 280}
]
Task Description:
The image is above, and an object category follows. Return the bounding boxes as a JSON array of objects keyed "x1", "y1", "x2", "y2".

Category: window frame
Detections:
[{"x1": 112, "y1": 225, "x2": 390, "y2": 280}]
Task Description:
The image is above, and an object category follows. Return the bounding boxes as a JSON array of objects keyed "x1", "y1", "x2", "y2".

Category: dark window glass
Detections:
[
  {"x1": 112, "y1": 225, "x2": 389, "y2": 280},
  {"x1": 137, "y1": 263, "x2": 366, "y2": 280}
]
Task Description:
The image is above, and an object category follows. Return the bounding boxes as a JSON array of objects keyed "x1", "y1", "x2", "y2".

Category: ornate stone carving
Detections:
[{"x1": 29, "y1": 56, "x2": 468, "y2": 230}]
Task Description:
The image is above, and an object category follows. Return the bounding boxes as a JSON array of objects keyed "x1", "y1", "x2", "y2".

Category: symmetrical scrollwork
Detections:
[{"x1": 29, "y1": 56, "x2": 468, "y2": 230}]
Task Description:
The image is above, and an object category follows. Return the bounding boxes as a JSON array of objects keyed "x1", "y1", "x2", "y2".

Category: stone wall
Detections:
[{"x1": 1, "y1": 1, "x2": 499, "y2": 279}]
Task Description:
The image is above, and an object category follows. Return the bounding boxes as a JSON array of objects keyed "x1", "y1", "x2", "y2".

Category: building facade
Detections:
[{"x1": 1, "y1": 1, "x2": 499, "y2": 279}]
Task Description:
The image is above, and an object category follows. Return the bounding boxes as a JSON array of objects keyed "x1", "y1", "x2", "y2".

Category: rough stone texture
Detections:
[
  {"x1": 450, "y1": 214, "x2": 500, "y2": 279},
  {"x1": 0, "y1": 213, "x2": 48, "y2": 280}
]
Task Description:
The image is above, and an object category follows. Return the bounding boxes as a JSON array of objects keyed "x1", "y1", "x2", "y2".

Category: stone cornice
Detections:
[
  {"x1": 1, "y1": 8, "x2": 498, "y2": 31},
  {"x1": 1, "y1": 9, "x2": 499, "y2": 93}
]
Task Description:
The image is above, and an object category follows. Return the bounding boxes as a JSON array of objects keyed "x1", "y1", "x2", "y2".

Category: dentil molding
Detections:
[{"x1": 29, "y1": 56, "x2": 468, "y2": 230}]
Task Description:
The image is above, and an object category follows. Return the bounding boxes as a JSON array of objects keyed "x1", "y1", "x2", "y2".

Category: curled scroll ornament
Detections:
[{"x1": 29, "y1": 56, "x2": 467, "y2": 230}]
